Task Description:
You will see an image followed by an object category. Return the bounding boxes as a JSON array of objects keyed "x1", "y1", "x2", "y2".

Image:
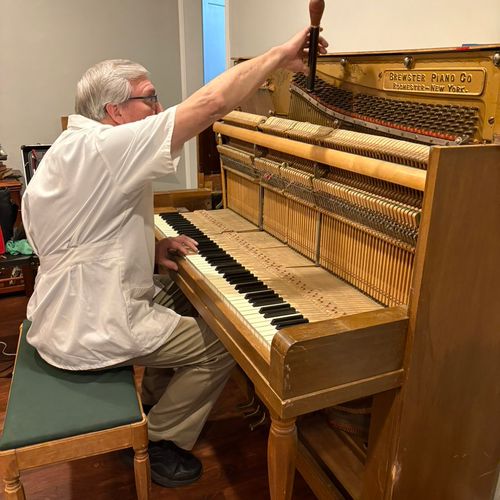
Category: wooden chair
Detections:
[{"x1": 0, "y1": 321, "x2": 150, "y2": 499}]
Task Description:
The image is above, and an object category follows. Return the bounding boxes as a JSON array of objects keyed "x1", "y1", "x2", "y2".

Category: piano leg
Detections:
[{"x1": 268, "y1": 416, "x2": 297, "y2": 500}]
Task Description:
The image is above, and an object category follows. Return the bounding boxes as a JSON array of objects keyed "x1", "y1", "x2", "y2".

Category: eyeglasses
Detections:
[{"x1": 127, "y1": 94, "x2": 158, "y2": 106}]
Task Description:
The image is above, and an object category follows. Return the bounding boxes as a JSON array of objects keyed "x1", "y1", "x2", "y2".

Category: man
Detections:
[{"x1": 22, "y1": 27, "x2": 328, "y2": 487}]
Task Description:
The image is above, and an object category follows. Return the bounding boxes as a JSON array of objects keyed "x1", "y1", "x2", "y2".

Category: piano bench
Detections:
[{"x1": 0, "y1": 320, "x2": 150, "y2": 499}]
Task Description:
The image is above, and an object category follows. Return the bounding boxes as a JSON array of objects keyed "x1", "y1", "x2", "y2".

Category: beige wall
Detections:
[
  {"x1": 0, "y1": 0, "x2": 199, "y2": 190},
  {"x1": 227, "y1": 0, "x2": 500, "y2": 57},
  {"x1": 176, "y1": 0, "x2": 204, "y2": 190}
]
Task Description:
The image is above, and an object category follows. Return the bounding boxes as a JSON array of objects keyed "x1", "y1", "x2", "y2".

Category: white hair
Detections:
[{"x1": 75, "y1": 59, "x2": 149, "y2": 121}]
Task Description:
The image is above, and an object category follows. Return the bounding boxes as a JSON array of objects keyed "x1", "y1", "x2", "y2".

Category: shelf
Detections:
[{"x1": 297, "y1": 413, "x2": 366, "y2": 500}]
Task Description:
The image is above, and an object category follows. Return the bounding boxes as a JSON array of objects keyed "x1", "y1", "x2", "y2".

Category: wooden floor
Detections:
[{"x1": 0, "y1": 292, "x2": 315, "y2": 499}]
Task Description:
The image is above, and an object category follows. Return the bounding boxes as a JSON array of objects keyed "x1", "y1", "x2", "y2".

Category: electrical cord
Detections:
[{"x1": 0, "y1": 341, "x2": 16, "y2": 357}]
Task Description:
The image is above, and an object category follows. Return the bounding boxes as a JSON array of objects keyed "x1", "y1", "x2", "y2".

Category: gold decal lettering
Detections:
[
  {"x1": 460, "y1": 72, "x2": 472, "y2": 83},
  {"x1": 383, "y1": 68, "x2": 485, "y2": 96}
]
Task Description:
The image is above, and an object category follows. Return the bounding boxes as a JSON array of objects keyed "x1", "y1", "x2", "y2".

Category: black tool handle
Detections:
[{"x1": 306, "y1": 0, "x2": 325, "y2": 92}]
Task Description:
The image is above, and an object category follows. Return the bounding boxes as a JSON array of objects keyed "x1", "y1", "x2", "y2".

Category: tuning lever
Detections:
[{"x1": 307, "y1": 0, "x2": 325, "y2": 92}]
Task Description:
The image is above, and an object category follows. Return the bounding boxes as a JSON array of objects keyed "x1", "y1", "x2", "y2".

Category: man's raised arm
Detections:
[{"x1": 171, "y1": 27, "x2": 328, "y2": 153}]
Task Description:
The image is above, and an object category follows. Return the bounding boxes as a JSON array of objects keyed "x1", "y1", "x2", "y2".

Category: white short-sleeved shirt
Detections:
[{"x1": 22, "y1": 108, "x2": 182, "y2": 370}]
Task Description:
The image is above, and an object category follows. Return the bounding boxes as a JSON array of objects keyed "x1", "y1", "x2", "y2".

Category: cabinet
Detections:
[
  {"x1": 0, "y1": 179, "x2": 22, "y2": 228},
  {"x1": 0, "y1": 178, "x2": 37, "y2": 296}
]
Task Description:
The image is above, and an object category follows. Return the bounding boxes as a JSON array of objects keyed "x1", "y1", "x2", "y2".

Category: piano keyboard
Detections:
[{"x1": 155, "y1": 210, "x2": 381, "y2": 350}]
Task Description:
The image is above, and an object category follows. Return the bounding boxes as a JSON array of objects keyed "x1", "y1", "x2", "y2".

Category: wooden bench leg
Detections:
[
  {"x1": 133, "y1": 443, "x2": 150, "y2": 500},
  {"x1": 132, "y1": 422, "x2": 150, "y2": 500},
  {"x1": 2, "y1": 454, "x2": 26, "y2": 500}
]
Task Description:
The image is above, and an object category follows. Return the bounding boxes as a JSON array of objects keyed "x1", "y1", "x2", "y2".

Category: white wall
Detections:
[
  {"x1": 227, "y1": 0, "x2": 500, "y2": 57},
  {"x1": 175, "y1": 0, "x2": 204, "y2": 191},
  {"x1": 0, "y1": 0, "x2": 196, "y2": 190}
]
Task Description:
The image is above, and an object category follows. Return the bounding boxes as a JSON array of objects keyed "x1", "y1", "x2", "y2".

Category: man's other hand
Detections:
[{"x1": 155, "y1": 235, "x2": 198, "y2": 271}]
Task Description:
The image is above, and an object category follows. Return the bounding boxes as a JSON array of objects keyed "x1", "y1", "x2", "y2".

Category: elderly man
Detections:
[{"x1": 22, "y1": 27, "x2": 327, "y2": 487}]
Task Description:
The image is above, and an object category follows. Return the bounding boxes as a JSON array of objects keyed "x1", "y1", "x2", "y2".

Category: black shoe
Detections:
[{"x1": 148, "y1": 440, "x2": 202, "y2": 487}]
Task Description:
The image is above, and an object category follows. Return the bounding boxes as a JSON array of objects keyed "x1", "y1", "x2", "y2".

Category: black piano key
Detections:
[
  {"x1": 271, "y1": 314, "x2": 303, "y2": 326},
  {"x1": 230, "y1": 272, "x2": 256, "y2": 279},
  {"x1": 259, "y1": 303, "x2": 292, "y2": 313},
  {"x1": 275, "y1": 318, "x2": 310, "y2": 330},
  {"x1": 246, "y1": 290, "x2": 279, "y2": 300},
  {"x1": 251, "y1": 297, "x2": 285, "y2": 307},
  {"x1": 233, "y1": 281, "x2": 263, "y2": 289},
  {"x1": 206, "y1": 256, "x2": 233, "y2": 264},
  {"x1": 222, "y1": 269, "x2": 253, "y2": 278},
  {"x1": 213, "y1": 260, "x2": 240, "y2": 269},
  {"x1": 226, "y1": 272, "x2": 255, "y2": 280},
  {"x1": 235, "y1": 282, "x2": 265, "y2": 292},
  {"x1": 207, "y1": 256, "x2": 235, "y2": 264},
  {"x1": 203, "y1": 250, "x2": 230, "y2": 257},
  {"x1": 247, "y1": 295, "x2": 281, "y2": 305},
  {"x1": 202, "y1": 250, "x2": 227, "y2": 257},
  {"x1": 211, "y1": 261, "x2": 238, "y2": 268},
  {"x1": 179, "y1": 229, "x2": 203, "y2": 235},
  {"x1": 200, "y1": 248, "x2": 222, "y2": 254},
  {"x1": 204, "y1": 251, "x2": 230, "y2": 258},
  {"x1": 169, "y1": 227, "x2": 200, "y2": 234},
  {"x1": 263, "y1": 307, "x2": 297, "y2": 318},
  {"x1": 212, "y1": 262, "x2": 240, "y2": 270},
  {"x1": 197, "y1": 243, "x2": 219, "y2": 250},
  {"x1": 244, "y1": 290, "x2": 275, "y2": 300},
  {"x1": 223, "y1": 267, "x2": 252, "y2": 275},
  {"x1": 227, "y1": 275, "x2": 257, "y2": 285},
  {"x1": 164, "y1": 220, "x2": 193, "y2": 227},
  {"x1": 219, "y1": 265, "x2": 247, "y2": 274}
]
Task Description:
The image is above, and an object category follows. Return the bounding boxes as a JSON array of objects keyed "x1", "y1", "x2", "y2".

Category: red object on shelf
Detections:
[{"x1": 0, "y1": 227, "x2": 5, "y2": 254}]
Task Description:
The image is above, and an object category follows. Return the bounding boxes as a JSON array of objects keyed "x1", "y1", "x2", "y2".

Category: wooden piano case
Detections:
[
  {"x1": 206, "y1": 128, "x2": 500, "y2": 500},
  {"x1": 156, "y1": 45, "x2": 500, "y2": 500}
]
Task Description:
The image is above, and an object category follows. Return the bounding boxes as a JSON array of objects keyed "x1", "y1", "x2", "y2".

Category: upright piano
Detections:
[{"x1": 155, "y1": 45, "x2": 500, "y2": 499}]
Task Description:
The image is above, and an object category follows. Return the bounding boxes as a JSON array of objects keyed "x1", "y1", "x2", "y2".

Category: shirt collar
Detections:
[{"x1": 67, "y1": 114, "x2": 111, "y2": 131}]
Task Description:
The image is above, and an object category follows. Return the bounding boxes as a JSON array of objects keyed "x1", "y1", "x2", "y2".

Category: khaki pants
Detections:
[{"x1": 119, "y1": 275, "x2": 235, "y2": 450}]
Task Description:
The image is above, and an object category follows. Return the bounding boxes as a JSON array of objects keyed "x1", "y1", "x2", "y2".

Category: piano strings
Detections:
[{"x1": 216, "y1": 111, "x2": 426, "y2": 306}]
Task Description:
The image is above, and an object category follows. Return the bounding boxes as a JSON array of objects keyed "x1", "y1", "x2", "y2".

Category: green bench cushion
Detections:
[{"x1": 0, "y1": 320, "x2": 143, "y2": 450}]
